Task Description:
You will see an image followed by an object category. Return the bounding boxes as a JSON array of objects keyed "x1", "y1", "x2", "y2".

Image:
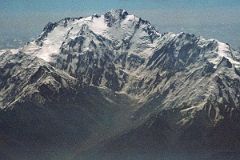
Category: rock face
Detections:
[{"x1": 1, "y1": 9, "x2": 240, "y2": 160}]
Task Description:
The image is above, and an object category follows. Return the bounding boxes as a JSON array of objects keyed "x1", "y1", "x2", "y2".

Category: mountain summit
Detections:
[{"x1": 1, "y1": 9, "x2": 240, "y2": 160}]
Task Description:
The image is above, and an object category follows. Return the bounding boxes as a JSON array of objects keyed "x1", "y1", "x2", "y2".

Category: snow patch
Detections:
[
  {"x1": 217, "y1": 41, "x2": 240, "y2": 66},
  {"x1": 0, "y1": 49, "x2": 19, "y2": 55},
  {"x1": 88, "y1": 15, "x2": 108, "y2": 36}
]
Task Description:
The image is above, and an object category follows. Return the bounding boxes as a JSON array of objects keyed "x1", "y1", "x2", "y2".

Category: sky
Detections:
[{"x1": 0, "y1": 0, "x2": 240, "y2": 49}]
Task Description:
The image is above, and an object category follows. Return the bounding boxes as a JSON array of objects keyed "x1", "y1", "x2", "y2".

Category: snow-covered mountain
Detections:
[{"x1": 1, "y1": 9, "x2": 240, "y2": 160}]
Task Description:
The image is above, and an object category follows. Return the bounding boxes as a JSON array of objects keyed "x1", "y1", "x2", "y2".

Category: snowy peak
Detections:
[
  {"x1": 19, "y1": 10, "x2": 240, "y2": 95},
  {"x1": 21, "y1": 9, "x2": 160, "y2": 62},
  {"x1": 13, "y1": 9, "x2": 240, "y2": 70}
]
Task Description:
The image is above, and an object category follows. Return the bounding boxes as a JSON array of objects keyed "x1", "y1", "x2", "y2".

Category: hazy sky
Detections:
[{"x1": 0, "y1": 0, "x2": 240, "y2": 49}]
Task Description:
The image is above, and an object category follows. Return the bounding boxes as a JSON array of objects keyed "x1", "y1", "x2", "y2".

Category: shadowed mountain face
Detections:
[{"x1": 0, "y1": 9, "x2": 240, "y2": 160}]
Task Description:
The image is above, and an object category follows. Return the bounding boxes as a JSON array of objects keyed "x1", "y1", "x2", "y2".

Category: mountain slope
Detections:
[{"x1": 0, "y1": 52, "x2": 139, "y2": 160}]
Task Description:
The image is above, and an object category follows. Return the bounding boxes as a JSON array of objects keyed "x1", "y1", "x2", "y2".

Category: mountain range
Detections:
[{"x1": 0, "y1": 9, "x2": 240, "y2": 160}]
